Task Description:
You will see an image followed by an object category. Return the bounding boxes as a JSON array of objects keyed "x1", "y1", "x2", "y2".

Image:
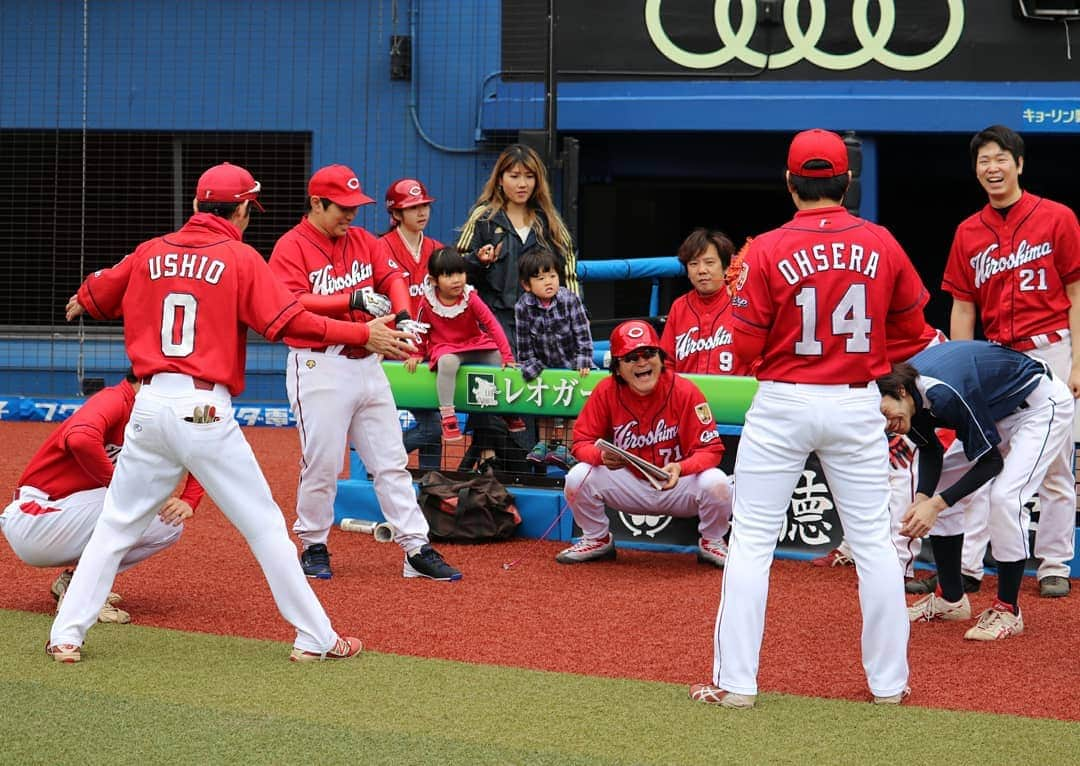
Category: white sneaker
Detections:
[
  {"x1": 872, "y1": 687, "x2": 911, "y2": 705},
  {"x1": 964, "y1": 604, "x2": 1024, "y2": 641},
  {"x1": 689, "y1": 683, "x2": 756, "y2": 709},
  {"x1": 907, "y1": 592, "x2": 971, "y2": 623},
  {"x1": 555, "y1": 534, "x2": 615, "y2": 564},
  {"x1": 697, "y1": 538, "x2": 728, "y2": 568}
]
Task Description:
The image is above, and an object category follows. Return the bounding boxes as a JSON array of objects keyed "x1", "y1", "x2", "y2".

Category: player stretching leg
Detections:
[{"x1": 47, "y1": 163, "x2": 415, "y2": 662}]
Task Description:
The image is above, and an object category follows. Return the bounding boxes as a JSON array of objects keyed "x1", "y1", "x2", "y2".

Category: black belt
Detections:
[{"x1": 141, "y1": 375, "x2": 216, "y2": 391}]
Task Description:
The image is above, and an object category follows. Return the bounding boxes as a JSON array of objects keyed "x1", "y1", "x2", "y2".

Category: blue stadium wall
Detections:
[{"x1": 2, "y1": 1, "x2": 1078, "y2": 402}]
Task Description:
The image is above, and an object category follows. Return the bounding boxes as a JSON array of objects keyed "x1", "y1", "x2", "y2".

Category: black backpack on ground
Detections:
[{"x1": 417, "y1": 470, "x2": 521, "y2": 542}]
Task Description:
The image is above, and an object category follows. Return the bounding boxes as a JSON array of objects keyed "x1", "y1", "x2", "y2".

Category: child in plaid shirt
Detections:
[{"x1": 514, "y1": 248, "x2": 594, "y2": 469}]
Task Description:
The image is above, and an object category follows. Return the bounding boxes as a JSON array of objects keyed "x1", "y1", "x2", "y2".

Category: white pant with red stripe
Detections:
[
  {"x1": 712, "y1": 382, "x2": 909, "y2": 698},
  {"x1": 49, "y1": 373, "x2": 339, "y2": 654},
  {"x1": 563, "y1": 463, "x2": 732, "y2": 541},
  {"x1": 286, "y1": 350, "x2": 430, "y2": 553},
  {"x1": 1, "y1": 486, "x2": 181, "y2": 571}
]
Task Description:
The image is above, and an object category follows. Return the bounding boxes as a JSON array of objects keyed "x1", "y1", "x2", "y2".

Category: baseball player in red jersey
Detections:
[
  {"x1": 46, "y1": 162, "x2": 412, "y2": 663},
  {"x1": 942, "y1": 125, "x2": 1080, "y2": 598},
  {"x1": 269, "y1": 165, "x2": 460, "y2": 582},
  {"x1": 2, "y1": 372, "x2": 203, "y2": 623},
  {"x1": 691, "y1": 130, "x2": 928, "y2": 708},
  {"x1": 660, "y1": 228, "x2": 752, "y2": 376},
  {"x1": 556, "y1": 320, "x2": 733, "y2": 567},
  {"x1": 377, "y1": 178, "x2": 443, "y2": 471}
]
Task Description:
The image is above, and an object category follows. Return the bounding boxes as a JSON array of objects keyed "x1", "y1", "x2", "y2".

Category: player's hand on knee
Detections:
[
  {"x1": 365, "y1": 315, "x2": 417, "y2": 360},
  {"x1": 900, "y1": 495, "x2": 944, "y2": 538},
  {"x1": 158, "y1": 497, "x2": 194, "y2": 526}
]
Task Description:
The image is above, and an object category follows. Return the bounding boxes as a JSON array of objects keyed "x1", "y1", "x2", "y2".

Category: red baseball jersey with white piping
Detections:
[
  {"x1": 660, "y1": 289, "x2": 752, "y2": 375},
  {"x1": 75, "y1": 214, "x2": 305, "y2": 396},
  {"x1": 731, "y1": 205, "x2": 928, "y2": 383},
  {"x1": 941, "y1": 191, "x2": 1080, "y2": 345},
  {"x1": 270, "y1": 218, "x2": 407, "y2": 351},
  {"x1": 375, "y1": 230, "x2": 443, "y2": 316},
  {"x1": 570, "y1": 370, "x2": 724, "y2": 474},
  {"x1": 886, "y1": 320, "x2": 944, "y2": 364},
  {"x1": 16, "y1": 379, "x2": 204, "y2": 505}
]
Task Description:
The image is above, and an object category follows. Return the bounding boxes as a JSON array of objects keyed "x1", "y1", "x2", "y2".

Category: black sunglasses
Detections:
[{"x1": 621, "y1": 347, "x2": 659, "y2": 364}]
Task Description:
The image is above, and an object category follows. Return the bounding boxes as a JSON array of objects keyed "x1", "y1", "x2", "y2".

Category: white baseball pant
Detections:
[
  {"x1": 833, "y1": 450, "x2": 923, "y2": 579},
  {"x1": 931, "y1": 373, "x2": 1074, "y2": 565},
  {"x1": 287, "y1": 350, "x2": 430, "y2": 553},
  {"x1": 563, "y1": 463, "x2": 732, "y2": 541},
  {"x1": 1, "y1": 486, "x2": 181, "y2": 570},
  {"x1": 962, "y1": 341, "x2": 1076, "y2": 580},
  {"x1": 50, "y1": 373, "x2": 338, "y2": 654},
  {"x1": 713, "y1": 382, "x2": 909, "y2": 698}
]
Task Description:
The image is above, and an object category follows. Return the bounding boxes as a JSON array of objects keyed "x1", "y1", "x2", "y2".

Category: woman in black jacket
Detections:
[{"x1": 456, "y1": 143, "x2": 578, "y2": 350}]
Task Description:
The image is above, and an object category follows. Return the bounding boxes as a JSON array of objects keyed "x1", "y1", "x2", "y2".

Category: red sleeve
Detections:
[
  {"x1": 569, "y1": 380, "x2": 611, "y2": 465},
  {"x1": 238, "y1": 249, "x2": 307, "y2": 341},
  {"x1": 385, "y1": 274, "x2": 411, "y2": 317},
  {"x1": 659, "y1": 301, "x2": 677, "y2": 369},
  {"x1": 64, "y1": 430, "x2": 115, "y2": 486},
  {"x1": 941, "y1": 225, "x2": 975, "y2": 300},
  {"x1": 731, "y1": 238, "x2": 773, "y2": 340},
  {"x1": 675, "y1": 380, "x2": 724, "y2": 475},
  {"x1": 77, "y1": 253, "x2": 136, "y2": 320},
  {"x1": 299, "y1": 293, "x2": 351, "y2": 314},
  {"x1": 279, "y1": 311, "x2": 371, "y2": 347},
  {"x1": 60, "y1": 386, "x2": 131, "y2": 486},
  {"x1": 177, "y1": 474, "x2": 205, "y2": 509},
  {"x1": 1053, "y1": 204, "x2": 1080, "y2": 286},
  {"x1": 471, "y1": 292, "x2": 514, "y2": 363}
]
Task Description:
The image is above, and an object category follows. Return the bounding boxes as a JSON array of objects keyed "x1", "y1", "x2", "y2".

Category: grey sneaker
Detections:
[
  {"x1": 555, "y1": 534, "x2": 616, "y2": 564},
  {"x1": 1039, "y1": 575, "x2": 1070, "y2": 598},
  {"x1": 404, "y1": 544, "x2": 462, "y2": 581}
]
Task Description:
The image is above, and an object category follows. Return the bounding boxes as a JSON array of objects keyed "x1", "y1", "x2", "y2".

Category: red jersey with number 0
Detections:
[
  {"x1": 570, "y1": 370, "x2": 724, "y2": 475},
  {"x1": 76, "y1": 214, "x2": 305, "y2": 396},
  {"x1": 732, "y1": 206, "x2": 927, "y2": 383},
  {"x1": 376, "y1": 230, "x2": 444, "y2": 316},
  {"x1": 660, "y1": 289, "x2": 751, "y2": 376},
  {"x1": 941, "y1": 192, "x2": 1080, "y2": 345}
]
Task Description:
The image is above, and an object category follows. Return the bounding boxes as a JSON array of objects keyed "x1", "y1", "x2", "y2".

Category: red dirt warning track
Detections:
[{"x1": 1, "y1": 422, "x2": 1078, "y2": 720}]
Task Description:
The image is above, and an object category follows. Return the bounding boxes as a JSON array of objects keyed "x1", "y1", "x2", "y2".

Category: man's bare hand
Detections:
[
  {"x1": 66, "y1": 295, "x2": 85, "y2": 321},
  {"x1": 601, "y1": 450, "x2": 627, "y2": 470},
  {"x1": 158, "y1": 497, "x2": 194, "y2": 527},
  {"x1": 900, "y1": 494, "x2": 945, "y2": 538},
  {"x1": 364, "y1": 314, "x2": 417, "y2": 360},
  {"x1": 660, "y1": 462, "x2": 682, "y2": 490}
]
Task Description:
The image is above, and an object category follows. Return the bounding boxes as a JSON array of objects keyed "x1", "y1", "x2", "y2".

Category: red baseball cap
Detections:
[
  {"x1": 610, "y1": 320, "x2": 661, "y2": 359},
  {"x1": 308, "y1": 164, "x2": 375, "y2": 207},
  {"x1": 787, "y1": 129, "x2": 849, "y2": 178},
  {"x1": 195, "y1": 162, "x2": 265, "y2": 211}
]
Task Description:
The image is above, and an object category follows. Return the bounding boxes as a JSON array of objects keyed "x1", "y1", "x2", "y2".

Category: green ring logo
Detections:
[{"x1": 644, "y1": 0, "x2": 965, "y2": 72}]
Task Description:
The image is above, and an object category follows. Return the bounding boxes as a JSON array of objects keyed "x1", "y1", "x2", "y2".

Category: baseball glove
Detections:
[{"x1": 725, "y1": 237, "x2": 753, "y2": 296}]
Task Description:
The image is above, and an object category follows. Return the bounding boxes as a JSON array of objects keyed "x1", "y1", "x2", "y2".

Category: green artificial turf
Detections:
[{"x1": 2, "y1": 609, "x2": 1078, "y2": 765}]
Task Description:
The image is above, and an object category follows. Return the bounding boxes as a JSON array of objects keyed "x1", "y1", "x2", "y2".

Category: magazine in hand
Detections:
[{"x1": 595, "y1": 439, "x2": 669, "y2": 490}]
